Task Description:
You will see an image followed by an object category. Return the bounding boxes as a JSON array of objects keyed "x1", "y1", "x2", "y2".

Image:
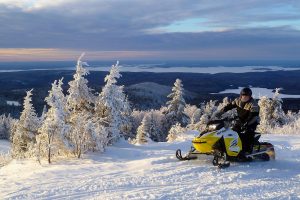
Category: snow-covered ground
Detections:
[{"x1": 1, "y1": 133, "x2": 300, "y2": 199}]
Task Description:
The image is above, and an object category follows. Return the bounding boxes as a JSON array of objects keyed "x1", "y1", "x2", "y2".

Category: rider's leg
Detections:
[{"x1": 243, "y1": 122, "x2": 258, "y2": 153}]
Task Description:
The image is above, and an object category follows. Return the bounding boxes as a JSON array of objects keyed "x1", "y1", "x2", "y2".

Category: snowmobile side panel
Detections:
[
  {"x1": 192, "y1": 131, "x2": 220, "y2": 153},
  {"x1": 192, "y1": 128, "x2": 242, "y2": 157},
  {"x1": 223, "y1": 130, "x2": 242, "y2": 157}
]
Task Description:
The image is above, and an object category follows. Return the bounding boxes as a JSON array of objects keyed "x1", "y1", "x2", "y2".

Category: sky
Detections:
[{"x1": 0, "y1": 0, "x2": 300, "y2": 61}]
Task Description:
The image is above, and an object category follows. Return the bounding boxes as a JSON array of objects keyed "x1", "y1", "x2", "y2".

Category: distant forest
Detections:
[{"x1": 1, "y1": 69, "x2": 300, "y2": 118}]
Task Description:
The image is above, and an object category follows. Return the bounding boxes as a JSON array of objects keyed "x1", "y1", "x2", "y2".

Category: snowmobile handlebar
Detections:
[{"x1": 206, "y1": 118, "x2": 241, "y2": 131}]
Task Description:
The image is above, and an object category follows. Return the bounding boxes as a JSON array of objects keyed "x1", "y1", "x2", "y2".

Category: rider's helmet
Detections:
[{"x1": 240, "y1": 87, "x2": 252, "y2": 96}]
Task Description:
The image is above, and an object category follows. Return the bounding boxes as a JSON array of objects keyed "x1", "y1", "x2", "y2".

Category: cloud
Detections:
[
  {"x1": 1, "y1": 1, "x2": 300, "y2": 60},
  {"x1": 0, "y1": 48, "x2": 167, "y2": 61}
]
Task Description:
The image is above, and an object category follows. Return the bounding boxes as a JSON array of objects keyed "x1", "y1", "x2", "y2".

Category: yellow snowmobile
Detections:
[{"x1": 176, "y1": 119, "x2": 275, "y2": 168}]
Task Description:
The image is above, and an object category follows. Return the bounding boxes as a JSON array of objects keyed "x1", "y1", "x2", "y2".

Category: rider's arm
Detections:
[
  {"x1": 246, "y1": 103, "x2": 259, "y2": 125},
  {"x1": 221, "y1": 98, "x2": 238, "y2": 113}
]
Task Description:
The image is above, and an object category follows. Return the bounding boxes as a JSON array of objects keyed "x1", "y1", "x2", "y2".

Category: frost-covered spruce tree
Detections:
[
  {"x1": 119, "y1": 96, "x2": 133, "y2": 139},
  {"x1": 0, "y1": 114, "x2": 17, "y2": 140},
  {"x1": 257, "y1": 96, "x2": 272, "y2": 133},
  {"x1": 164, "y1": 79, "x2": 188, "y2": 130},
  {"x1": 135, "y1": 114, "x2": 151, "y2": 144},
  {"x1": 131, "y1": 109, "x2": 165, "y2": 142},
  {"x1": 159, "y1": 106, "x2": 170, "y2": 140},
  {"x1": 131, "y1": 109, "x2": 146, "y2": 136},
  {"x1": 166, "y1": 123, "x2": 185, "y2": 142},
  {"x1": 68, "y1": 113, "x2": 108, "y2": 158},
  {"x1": 271, "y1": 88, "x2": 286, "y2": 125},
  {"x1": 257, "y1": 88, "x2": 286, "y2": 134},
  {"x1": 12, "y1": 89, "x2": 40, "y2": 158},
  {"x1": 67, "y1": 53, "x2": 94, "y2": 112},
  {"x1": 37, "y1": 79, "x2": 70, "y2": 163},
  {"x1": 184, "y1": 104, "x2": 202, "y2": 126},
  {"x1": 67, "y1": 54, "x2": 104, "y2": 158},
  {"x1": 96, "y1": 61, "x2": 132, "y2": 143},
  {"x1": 148, "y1": 109, "x2": 165, "y2": 142}
]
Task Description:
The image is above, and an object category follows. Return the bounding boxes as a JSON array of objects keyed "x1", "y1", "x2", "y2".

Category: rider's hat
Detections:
[{"x1": 240, "y1": 87, "x2": 252, "y2": 96}]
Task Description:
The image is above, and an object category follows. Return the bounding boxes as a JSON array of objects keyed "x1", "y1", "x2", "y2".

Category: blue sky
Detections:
[{"x1": 0, "y1": 0, "x2": 300, "y2": 61}]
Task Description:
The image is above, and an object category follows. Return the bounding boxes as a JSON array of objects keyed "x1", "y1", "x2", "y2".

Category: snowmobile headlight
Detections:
[{"x1": 208, "y1": 124, "x2": 217, "y2": 130}]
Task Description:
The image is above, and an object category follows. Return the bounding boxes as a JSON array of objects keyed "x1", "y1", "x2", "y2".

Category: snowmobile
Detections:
[{"x1": 176, "y1": 119, "x2": 275, "y2": 168}]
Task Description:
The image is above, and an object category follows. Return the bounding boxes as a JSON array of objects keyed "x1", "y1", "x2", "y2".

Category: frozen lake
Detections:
[{"x1": 213, "y1": 87, "x2": 300, "y2": 99}]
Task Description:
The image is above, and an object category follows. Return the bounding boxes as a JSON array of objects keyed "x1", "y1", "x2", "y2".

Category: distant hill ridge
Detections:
[{"x1": 125, "y1": 82, "x2": 197, "y2": 110}]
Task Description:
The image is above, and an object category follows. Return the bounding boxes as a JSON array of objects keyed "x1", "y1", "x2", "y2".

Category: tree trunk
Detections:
[
  {"x1": 48, "y1": 135, "x2": 51, "y2": 164},
  {"x1": 37, "y1": 141, "x2": 41, "y2": 165}
]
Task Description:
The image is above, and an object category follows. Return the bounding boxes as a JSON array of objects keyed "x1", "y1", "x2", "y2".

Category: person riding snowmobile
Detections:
[{"x1": 217, "y1": 87, "x2": 259, "y2": 155}]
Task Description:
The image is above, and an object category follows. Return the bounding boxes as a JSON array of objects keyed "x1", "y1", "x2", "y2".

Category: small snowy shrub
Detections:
[
  {"x1": 166, "y1": 123, "x2": 186, "y2": 142},
  {"x1": 0, "y1": 152, "x2": 12, "y2": 166}
]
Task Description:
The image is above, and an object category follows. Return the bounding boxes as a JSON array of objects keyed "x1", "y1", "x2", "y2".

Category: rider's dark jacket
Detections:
[{"x1": 222, "y1": 97, "x2": 259, "y2": 126}]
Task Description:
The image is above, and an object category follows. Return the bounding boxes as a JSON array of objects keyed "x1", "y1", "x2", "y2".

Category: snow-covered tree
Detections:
[
  {"x1": 184, "y1": 104, "x2": 202, "y2": 126},
  {"x1": 0, "y1": 114, "x2": 17, "y2": 140},
  {"x1": 160, "y1": 106, "x2": 171, "y2": 140},
  {"x1": 88, "y1": 120, "x2": 109, "y2": 153},
  {"x1": 131, "y1": 109, "x2": 167, "y2": 142},
  {"x1": 67, "y1": 53, "x2": 94, "y2": 112},
  {"x1": 193, "y1": 100, "x2": 218, "y2": 132},
  {"x1": 66, "y1": 54, "x2": 108, "y2": 158},
  {"x1": 134, "y1": 114, "x2": 151, "y2": 144},
  {"x1": 40, "y1": 105, "x2": 47, "y2": 122},
  {"x1": 164, "y1": 79, "x2": 188, "y2": 128},
  {"x1": 68, "y1": 113, "x2": 108, "y2": 158},
  {"x1": 96, "y1": 61, "x2": 132, "y2": 143},
  {"x1": 37, "y1": 79, "x2": 70, "y2": 163},
  {"x1": 257, "y1": 88, "x2": 286, "y2": 133},
  {"x1": 131, "y1": 109, "x2": 147, "y2": 135},
  {"x1": 257, "y1": 96, "x2": 272, "y2": 133},
  {"x1": 119, "y1": 96, "x2": 133, "y2": 139},
  {"x1": 271, "y1": 88, "x2": 286, "y2": 125},
  {"x1": 12, "y1": 89, "x2": 40, "y2": 158},
  {"x1": 166, "y1": 123, "x2": 186, "y2": 142},
  {"x1": 285, "y1": 110, "x2": 300, "y2": 125},
  {"x1": 271, "y1": 112, "x2": 300, "y2": 135},
  {"x1": 148, "y1": 109, "x2": 165, "y2": 142}
]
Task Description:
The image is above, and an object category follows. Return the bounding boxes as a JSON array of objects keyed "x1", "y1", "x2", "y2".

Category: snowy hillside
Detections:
[
  {"x1": 1, "y1": 133, "x2": 300, "y2": 199},
  {"x1": 126, "y1": 82, "x2": 197, "y2": 109}
]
